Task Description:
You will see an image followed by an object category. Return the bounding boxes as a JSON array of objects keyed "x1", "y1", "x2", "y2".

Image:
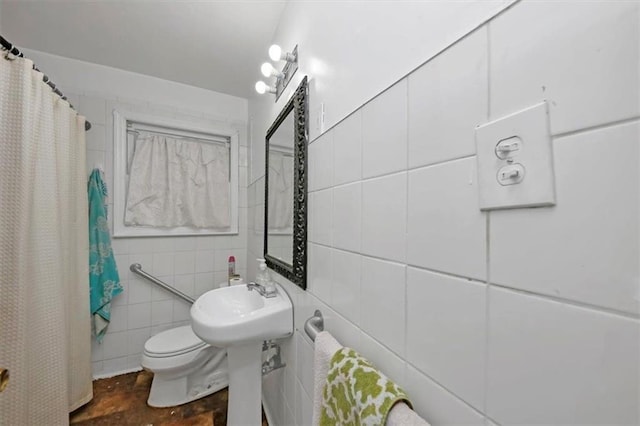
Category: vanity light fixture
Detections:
[
  {"x1": 255, "y1": 44, "x2": 299, "y2": 101},
  {"x1": 268, "y1": 44, "x2": 296, "y2": 63},
  {"x1": 261, "y1": 62, "x2": 285, "y2": 79},
  {"x1": 255, "y1": 81, "x2": 277, "y2": 95}
]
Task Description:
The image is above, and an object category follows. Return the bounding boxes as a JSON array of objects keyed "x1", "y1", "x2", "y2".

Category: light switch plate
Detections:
[{"x1": 475, "y1": 101, "x2": 556, "y2": 210}]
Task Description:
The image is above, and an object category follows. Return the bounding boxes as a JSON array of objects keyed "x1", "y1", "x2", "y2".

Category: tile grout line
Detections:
[
  {"x1": 483, "y1": 20, "x2": 492, "y2": 419},
  {"x1": 302, "y1": 274, "x2": 501, "y2": 423},
  {"x1": 305, "y1": 0, "x2": 521, "y2": 144},
  {"x1": 311, "y1": 114, "x2": 640, "y2": 197},
  {"x1": 483, "y1": 211, "x2": 492, "y2": 417},
  {"x1": 407, "y1": 358, "x2": 488, "y2": 420},
  {"x1": 490, "y1": 283, "x2": 640, "y2": 321},
  {"x1": 404, "y1": 73, "x2": 411, "y2": 367},
  {"x1": 308, "y1": 241, "x2": 640, "y2": 321},
  {"x1": 553, "y1": 115, "x2": 640, "y2": 140},
  {"x1": 310, "y1": 154, "x2": 477, "y2": 194}
]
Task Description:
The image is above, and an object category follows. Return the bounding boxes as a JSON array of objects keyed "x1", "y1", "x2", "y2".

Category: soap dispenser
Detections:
[{"x1": 256, "y1": 258, "x2": 271, "y2": 286}]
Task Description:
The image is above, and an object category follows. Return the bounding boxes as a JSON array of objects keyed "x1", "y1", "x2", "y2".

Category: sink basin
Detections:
[
  {"x1": 190, "y1": 283, "x2": 293, "y2": 347},
  {"x1": 190, "y1": 283, "x2": 293, "y2": 425}
]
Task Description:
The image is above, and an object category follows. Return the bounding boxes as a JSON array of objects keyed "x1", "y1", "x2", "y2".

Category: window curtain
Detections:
[
  {"x1": 124, "y1": 133, "x2": 230, "y2": 228},
  {"x1": 0, "y1": 54, "x2": 92, "y2": 423}
]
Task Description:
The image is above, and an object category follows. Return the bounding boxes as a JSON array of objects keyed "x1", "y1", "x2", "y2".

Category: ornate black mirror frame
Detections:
[{"x1": 264, "y1": 77, "x2": 308, "y2": 289}]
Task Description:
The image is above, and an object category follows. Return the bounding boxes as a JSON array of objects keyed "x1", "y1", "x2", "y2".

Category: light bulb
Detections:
[
  {"x1": 268, "y1": 44, "x2": 282, "y2": 61},
  {"x1": 261, "y1": 62, "x2": 274, "y2": 78},
  {"x1": 255, "y1": 81, "x2": 276, "y2": 95},
  {"x1": 255, "y1": 81, "x2": 267, "y2": 94},
  {"x1": 260, "y1": 62, "x2": 284, "y2": 79}
]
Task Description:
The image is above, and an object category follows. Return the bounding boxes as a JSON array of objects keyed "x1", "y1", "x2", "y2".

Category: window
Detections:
[{"x1": 112, "y1": 109, "x2": 239, "y2": 237}]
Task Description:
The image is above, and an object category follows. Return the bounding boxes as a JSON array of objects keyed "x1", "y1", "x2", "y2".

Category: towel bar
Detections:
[
  {"x1": 304, "y1": 310, "x2": 324, "y2": 341},
  {"x1": 130, "y1": 263, "x2": 195, "y2": 304}
]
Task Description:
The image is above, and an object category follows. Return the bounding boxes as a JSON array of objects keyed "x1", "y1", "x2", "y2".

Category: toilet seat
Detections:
[{"x1": 144, "y1": 325, "x2": 208, "y2": 358}]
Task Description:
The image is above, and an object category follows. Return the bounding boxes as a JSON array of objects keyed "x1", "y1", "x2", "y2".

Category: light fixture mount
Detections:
[{"x1": 274, "y1": 45, "x2": 298, "y2": 101}]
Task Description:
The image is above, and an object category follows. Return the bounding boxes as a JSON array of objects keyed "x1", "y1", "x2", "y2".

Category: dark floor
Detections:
[{"x1": 69, "y1": 370, "x2": 268, "y2": 426}]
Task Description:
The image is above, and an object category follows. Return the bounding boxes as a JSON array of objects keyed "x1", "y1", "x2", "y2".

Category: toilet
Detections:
[{"x1": 141, "y1": 325, "x2": 228, "y2": 407}]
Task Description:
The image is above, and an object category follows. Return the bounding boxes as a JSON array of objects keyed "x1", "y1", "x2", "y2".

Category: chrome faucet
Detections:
[{"x1": 247, "y1": 281, "x2": 278, "y2": 298}]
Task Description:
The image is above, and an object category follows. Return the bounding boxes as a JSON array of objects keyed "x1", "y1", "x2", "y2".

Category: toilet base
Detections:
[{"x1": 147, "y1": 367, "x2": 229, "y2": 408}]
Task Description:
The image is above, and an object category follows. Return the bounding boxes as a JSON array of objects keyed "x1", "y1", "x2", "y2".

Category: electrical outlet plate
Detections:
[{"x1": 475, "y1": 101, "x2": 556, "y2": 210}]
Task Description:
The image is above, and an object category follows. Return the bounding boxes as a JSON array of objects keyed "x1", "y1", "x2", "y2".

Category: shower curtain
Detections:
[{"x1": 0, "y1": 54, "x2": 92, "y2": 424}]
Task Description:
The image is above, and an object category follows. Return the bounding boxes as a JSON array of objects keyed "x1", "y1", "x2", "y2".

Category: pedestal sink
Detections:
[{"x1": 191, "y1": 283, "x2": 293, "y2": 426}]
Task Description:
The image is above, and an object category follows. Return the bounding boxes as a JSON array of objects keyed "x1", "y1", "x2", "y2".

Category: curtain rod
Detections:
[
  {"x1": 128, "y1": 122, "x2": 230, "y2": 146},
  {"x1": 0, "y1": 35, "x2": 92, "y2": 131}
]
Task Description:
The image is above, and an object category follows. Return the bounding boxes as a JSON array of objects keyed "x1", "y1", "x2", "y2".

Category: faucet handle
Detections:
[{"x1": 264, "y1": 282, "x2": 277, "y2": 297}]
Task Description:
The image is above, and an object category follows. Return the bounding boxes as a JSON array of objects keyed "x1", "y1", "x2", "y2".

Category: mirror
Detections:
[{"x1": 264, "y1": 77, "x2": 308, "y2": 289}]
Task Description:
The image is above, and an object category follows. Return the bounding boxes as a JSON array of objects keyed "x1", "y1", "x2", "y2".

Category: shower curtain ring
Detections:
[{"x1": 3, "y1": 50, "x2": 16, "y2": 61}]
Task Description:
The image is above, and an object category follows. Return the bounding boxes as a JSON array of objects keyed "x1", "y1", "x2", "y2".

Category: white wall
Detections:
[
  {"x1": 23, "y1": 49, "x2": 250, "y2": 378},
  {"x1": 249, "y1": 0, "x2": 516, "y2": 182},
  {"x1": 249, "y1": 1, "x2": 640, "y2": 424},
  {"x1": 22, "y1": 48, "x2": 247, "y2": 122}
]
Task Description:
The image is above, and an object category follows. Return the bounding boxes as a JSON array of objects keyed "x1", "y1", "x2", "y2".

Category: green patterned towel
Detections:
[
  {"x1": 320, "y1": 347, "x2": 411, "y2": 426},
  {"x1": 88, "y1": 169, "x2": 122, "y2": 342}
]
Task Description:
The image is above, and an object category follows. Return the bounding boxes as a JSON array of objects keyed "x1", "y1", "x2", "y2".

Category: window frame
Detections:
[{"x1": 112, "y1": 108, "x2": 239, "y2": 237}]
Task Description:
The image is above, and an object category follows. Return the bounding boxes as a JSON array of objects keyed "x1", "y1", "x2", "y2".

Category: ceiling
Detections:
[{"x1": 0, "y1": 0, "x2": 287, "y2": 99}]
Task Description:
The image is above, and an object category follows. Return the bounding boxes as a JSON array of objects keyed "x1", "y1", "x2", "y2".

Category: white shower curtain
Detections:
[{"x1": 0, "y1": 54, "x2": 92, "y2": 424}]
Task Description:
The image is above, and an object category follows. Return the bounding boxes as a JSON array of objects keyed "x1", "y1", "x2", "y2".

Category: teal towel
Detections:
[{"x1": 88, "y1": 169, "x2": 122, "y2": 342}]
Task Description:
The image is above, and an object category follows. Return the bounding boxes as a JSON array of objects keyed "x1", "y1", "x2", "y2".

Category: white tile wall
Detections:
[
  {"x1": 173, "y1": 274, "x2": 195, "y2": 297},
  {"x1": 486, "y1": 287, "x2": 639, "y2": 424},
  {"x1": 331, "y1": 249, "x2": 361, "y2": 325},
  {"x1": 151, "y1": 300, "x2": 173, "y2": 326},
  {"x1": 489, "y1": 1, "x2": 640, "y2": 133},
  {"x1": 296, "y1": 385, "x2": 313, "y2": 426},
  {"x1": 310, "y1": 188, "x2": 332, "y2": 246},
  {"x1": 360, "y1": 257, "x2": 406, "y2": 356},
  {"x1": 249, "y1": 2, "x2": 639, "y2": 425},
  {"x1": 295, "y1": 333, "x2": 315, "y2": 397},
  {"x1": 362, "y1": 81, "x2": 408, "y2": 179},
  {"x1": 407, "y1": 158, "x2": 486, "y2": 280},
  {"x1": 407, "y1": 268, "x2": 486, "y2": 411},
  {"x1": 491, "y1": 122, "x2": 639, "y2": 314},
  {"x1": 307, "y1": 243, "x2": 332, "y2": 304},
  {"x1": 322, "y1": 303, "x2": 362, "y2": 352},
  {"x1": 361, "y1": 172, "x2": 407, "y2": 262},
  {"x1": 333, "y1": 110, "x2": 363, "y2": 186},
  {"x1": 408, "y1": 27, "x2": 488, "y2": 167},
  {"x1": 173, "y1": 252, "x2": 196, "y2": 275},
  {"x1": 405, "y1": 365, "x2": 485, "y2": 425},
  {"x1": 331, "y1": 182, "x2": 361, "y2": 252},
  {"x1": 358, "y1": 332, "x2": 406, "y2": 389},
  {"x1": 308, "y1": 131, "x2": 334, "y2": 191},
  {"x1": 294, "y1": 379, "x2": 312, "y2": 426},
  {"x1": 281, "y1": 339, "x2": 297, "y2": 417},
  {"x1": 77, "y1": 91, "x2": 248, "y2": 378}
]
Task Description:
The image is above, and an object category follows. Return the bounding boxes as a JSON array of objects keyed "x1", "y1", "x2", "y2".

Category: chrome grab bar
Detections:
[
  {"x1": 304, "y1": 310, "x2": 324, "y2": 342},
  {"x1": 129, "y1": 263, "x2": 195, "y2": 304}
]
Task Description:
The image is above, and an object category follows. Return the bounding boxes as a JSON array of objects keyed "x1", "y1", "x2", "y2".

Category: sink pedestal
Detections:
[{"x1": 227, "y1": 342, "x2": 263, "y2": 425}]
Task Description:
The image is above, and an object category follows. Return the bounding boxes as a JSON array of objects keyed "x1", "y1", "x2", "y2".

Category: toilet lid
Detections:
[{"x1": 144, "y1": 325, "x2": 207, "y2": 357}]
